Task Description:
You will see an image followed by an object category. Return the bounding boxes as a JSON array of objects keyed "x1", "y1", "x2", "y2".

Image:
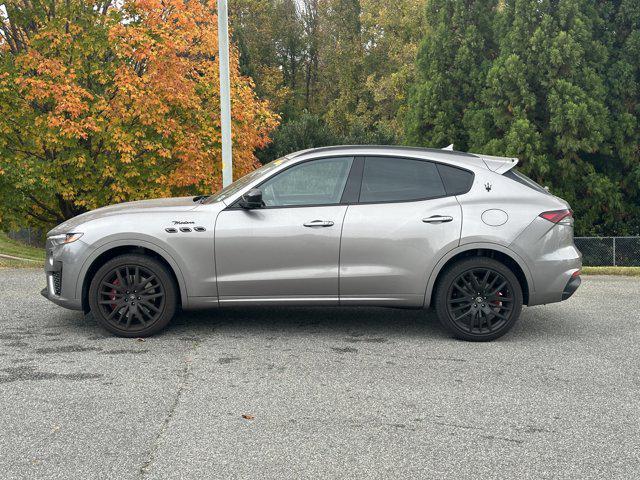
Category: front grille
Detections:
[{"x1": 52, "y1": 271, "x2": 62, "y2": 295}]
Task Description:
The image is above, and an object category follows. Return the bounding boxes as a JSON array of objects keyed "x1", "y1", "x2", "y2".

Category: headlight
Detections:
[{"x1": 48, "y1": 233, "x2": 84, "y2": 246}]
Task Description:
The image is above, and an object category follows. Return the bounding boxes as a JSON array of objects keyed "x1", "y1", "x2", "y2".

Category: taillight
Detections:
[{"x1": 539, "y1": 209, "x2": 572, "y2": 223}]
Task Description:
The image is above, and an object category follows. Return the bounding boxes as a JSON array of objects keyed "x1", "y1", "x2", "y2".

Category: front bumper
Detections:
[
  {"x1": 41, "y1": 285, "x2": 82, "y2": 310},
  {"x1": 42, "y1": 240, "x2": 83, "y2": 311}
]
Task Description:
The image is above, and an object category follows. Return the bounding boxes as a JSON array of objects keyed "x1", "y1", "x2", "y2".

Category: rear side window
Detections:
[
  {"x1": 360, "y1": 157, "x2": 446, "y2": 203},
  {"x1": 503, "y1": 169, "x2": 549, "y2": 195},
  {"x1": 436, "y1": 164, "x2": 474, "y2": 195}
]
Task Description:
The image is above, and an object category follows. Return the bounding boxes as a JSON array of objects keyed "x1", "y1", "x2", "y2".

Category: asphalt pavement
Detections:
[{"x1": 0, "y1": 269, "x2": 638, "y2": 479}]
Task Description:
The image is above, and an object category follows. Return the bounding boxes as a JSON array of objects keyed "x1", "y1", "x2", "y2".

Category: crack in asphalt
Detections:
[{"x1": 138, "y1": 338, "x2": 201, "y2": 478}]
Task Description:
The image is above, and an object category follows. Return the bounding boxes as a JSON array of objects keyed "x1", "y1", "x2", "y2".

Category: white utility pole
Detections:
[{"x1": 217, "y1": 0, "x2": 233, "y2": 186}]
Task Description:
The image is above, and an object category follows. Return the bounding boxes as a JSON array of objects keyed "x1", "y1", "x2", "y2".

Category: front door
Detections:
[
  {"x1": 339, "y1": 156, "x2": 463, "y2": 306},
  {"x1": 215, "y1": 156, "x2": 354, "y2": 304}
]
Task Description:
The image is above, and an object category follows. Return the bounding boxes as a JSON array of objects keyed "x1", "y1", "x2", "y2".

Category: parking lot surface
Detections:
[{"x1": 0, "y1": 269, "x2": 639, "y2": 479}]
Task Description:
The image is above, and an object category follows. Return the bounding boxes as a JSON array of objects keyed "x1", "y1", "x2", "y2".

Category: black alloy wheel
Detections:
[
  {"x1": 89, "y1": 254, "x2": 177, "y2": 337},
  {"x1": 435, "y1": 257, "x2": 523, "y2": 341}
]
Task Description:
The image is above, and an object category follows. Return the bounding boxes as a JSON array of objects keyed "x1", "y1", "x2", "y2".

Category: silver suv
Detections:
[{"x1": 42, "y1": 146, "x2": 581, "y2": 341}]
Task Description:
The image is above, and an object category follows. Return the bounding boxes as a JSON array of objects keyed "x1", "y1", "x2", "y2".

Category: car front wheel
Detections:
[
  {"x1": 434, "y1": 257, "x2": 523, "y2": 341},
  {"x1": 88, "y1": 254, "x2": 177, "y2": 337}
]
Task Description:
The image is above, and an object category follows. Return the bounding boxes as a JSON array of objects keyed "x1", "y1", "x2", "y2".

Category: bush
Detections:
[{"x1": 257, "y1": 113, "x2": 398, "y2": 164}]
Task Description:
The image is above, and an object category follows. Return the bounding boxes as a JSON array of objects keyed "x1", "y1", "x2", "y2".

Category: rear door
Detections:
[{"x1": 339, "y1": 156, "x2": 466, "y2": 306}]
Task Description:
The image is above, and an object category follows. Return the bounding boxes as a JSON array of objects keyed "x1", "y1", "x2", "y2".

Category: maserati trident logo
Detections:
[{"x1": 485, "y1": 182, "x2": 492, "y2": 192}]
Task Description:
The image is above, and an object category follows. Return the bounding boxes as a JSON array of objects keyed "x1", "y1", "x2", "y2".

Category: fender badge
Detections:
[
  {"x1": 173, "y1": 220, "x2": 195, "y2": 225},
  {"x1": 485, "y1": 182, "x2": 492, "y2": 192}
]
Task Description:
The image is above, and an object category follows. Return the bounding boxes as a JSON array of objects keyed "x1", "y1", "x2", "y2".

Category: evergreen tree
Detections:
[
  {"x1": 466, "y1": 0, "x2": 624, "y2": 235},
  {"x1": 599, "y1": 0, "x2": 640, "y2": 233},
  {"x1": 256, "y1": 113, "x2": 338, "y2": 162},
  {"x1": 405, "y1": 0, "x2": 498, "y2": 149}
]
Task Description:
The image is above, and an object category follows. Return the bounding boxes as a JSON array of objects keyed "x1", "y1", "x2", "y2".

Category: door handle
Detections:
[
  {"x1": 303, "y1": 220, "x2": 334, "y2": 227},
  {"x1": 422, "y1": 215, "x2": 453, "y2": 224}
]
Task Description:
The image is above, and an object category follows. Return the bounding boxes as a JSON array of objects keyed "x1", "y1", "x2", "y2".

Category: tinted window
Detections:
[
  {"x1": 436, "y1": 164, "x2": 474, "y2": 195},
  {"x1": 208, "y1": 157, "x2": 286, "y2": 203},
  {"x1": 260, "y1": 157, "x2": 353, "y2": 207},
  {"x1": 359, "y1": 157, "x2": 446, "y2": 203},
  {"x1": 504, "y1": 169, "x2": 549, "y2": 195}
]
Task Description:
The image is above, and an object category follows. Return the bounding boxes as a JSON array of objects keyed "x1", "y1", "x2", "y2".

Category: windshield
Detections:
[{"x1": 205, "y1": 157, "x2": 289, "y2": 203}]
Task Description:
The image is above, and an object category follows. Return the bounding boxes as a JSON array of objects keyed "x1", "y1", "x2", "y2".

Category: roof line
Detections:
[{"x1": 287, "y1": 145, "x2": 480, "y2": 159}]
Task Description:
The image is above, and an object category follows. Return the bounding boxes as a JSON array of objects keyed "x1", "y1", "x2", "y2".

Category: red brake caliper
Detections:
[
  {"x1": 109, "y1": 278, "x2": 120, "y2": 310},
  {"x1": 492, "y1": 291, "x2": 503, "y2": 309}
]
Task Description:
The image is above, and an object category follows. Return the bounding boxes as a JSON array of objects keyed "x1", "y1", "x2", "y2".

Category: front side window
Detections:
[
  {"x1": 359, "y1": 157, "x2": 446, "y2": 203},
  {"x1": 260, "y1": 157, "x2": 354, "y2": 207},
  {"x1": 207, "y1": 157, "x2": 287, "y2": 203}
]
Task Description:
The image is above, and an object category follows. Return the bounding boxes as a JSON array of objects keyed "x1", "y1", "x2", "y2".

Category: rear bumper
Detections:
[
  {"x1": 527, "y1": 263, "x2": 581, "y2": 306},
  {"x1": 562, "y1": 275, "x2": 581, "y2": 300},
  {"x1": 510, "y1": 217, "x2": 582, "y2": 306}
]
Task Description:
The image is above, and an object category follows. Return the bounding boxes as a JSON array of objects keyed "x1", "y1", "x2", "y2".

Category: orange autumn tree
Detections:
[{"x1": 0, "y1": 0, "x2": 278, "y2": 227}]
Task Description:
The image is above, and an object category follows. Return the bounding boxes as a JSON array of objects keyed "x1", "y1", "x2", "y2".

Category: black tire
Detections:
[
  {"x1": 88, "y1": 254, "x2": 177, "y2": 337},
  {"x1": 434, "y1": 257, "x2": 523, "y2": 341}
]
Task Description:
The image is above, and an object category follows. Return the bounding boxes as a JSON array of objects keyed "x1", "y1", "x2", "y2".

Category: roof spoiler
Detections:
[
  {"x1": 441, "y1": 145, "x2": 519, "y2": 174},
  {"x1": 473, "y1": 153, "x2": 519, "y2": 174}
]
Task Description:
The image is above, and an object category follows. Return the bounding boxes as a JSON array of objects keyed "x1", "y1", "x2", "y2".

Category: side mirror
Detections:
[{"x1": 239, "y1": 188, "x2": 263, "y2": 209}]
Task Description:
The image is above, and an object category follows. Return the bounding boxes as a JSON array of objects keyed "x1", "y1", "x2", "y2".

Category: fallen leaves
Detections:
[{"x1": 241, "y1": 414, "x2": 255, "y2": 420}]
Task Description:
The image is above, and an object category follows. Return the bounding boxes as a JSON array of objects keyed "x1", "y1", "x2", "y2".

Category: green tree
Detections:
[
  {"x1": 405, "y1": 0, "x2": 498, "y2": 149},
  {"x1": 256, "y1": 113, "x2": 338, "y2": 161},
  {"x1": 231, "y1": 0, "x2": 305, "y2": 117},
  {"x1": 466, "y1": 0, "x2": 623, "y2": 235},
  {"x1": 598, "y1": 0, "x2": 640, "y2": 234},
  {"x1": 257, "y1": 112, "x2": 395, "y2": 163},
  {"x1": 321, "y1": 0, "x2": 423, "y2": 139},
  {"x1": 319, "y1": 0, "x2": 365, "y2": 135},
  {"x1": 235, "y1": 0, "x2": 422, "y2": 149},
  {"x1": 358, "y1": 0, "x2": 425, "y2": 138}
]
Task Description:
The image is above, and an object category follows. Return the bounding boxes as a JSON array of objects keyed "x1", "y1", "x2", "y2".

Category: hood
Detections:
[{"x1": 47, "y1": 196, "x2": 200, "y2": 236}]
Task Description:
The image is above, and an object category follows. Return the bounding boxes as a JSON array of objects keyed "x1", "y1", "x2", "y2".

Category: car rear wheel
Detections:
[
  {"x1": 434, "y1": 257, "x2": 523, "y2": 341},
  {"x1": 89, "y1": 254, "x2": 177, "y2": 337}
]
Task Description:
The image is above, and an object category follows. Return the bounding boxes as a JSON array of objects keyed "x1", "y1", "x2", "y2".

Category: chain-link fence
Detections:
[
  {"x1": 7, "y1": 228, "x2": 46, "y2": 248},
  {"x1": 574, "y1": 236, "x2": 640, "y2": 267}
]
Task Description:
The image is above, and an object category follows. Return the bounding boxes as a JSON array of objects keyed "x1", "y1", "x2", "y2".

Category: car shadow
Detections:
[
  {"x1": 49, "y1": 303, "x2": 570, "y2": 343},
  {"x1": 170, "y1": 305, "x2": 450, "y2": 340},
  {"x1": 168, "y1": 303, "x2": 575, "y2": 343}
]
